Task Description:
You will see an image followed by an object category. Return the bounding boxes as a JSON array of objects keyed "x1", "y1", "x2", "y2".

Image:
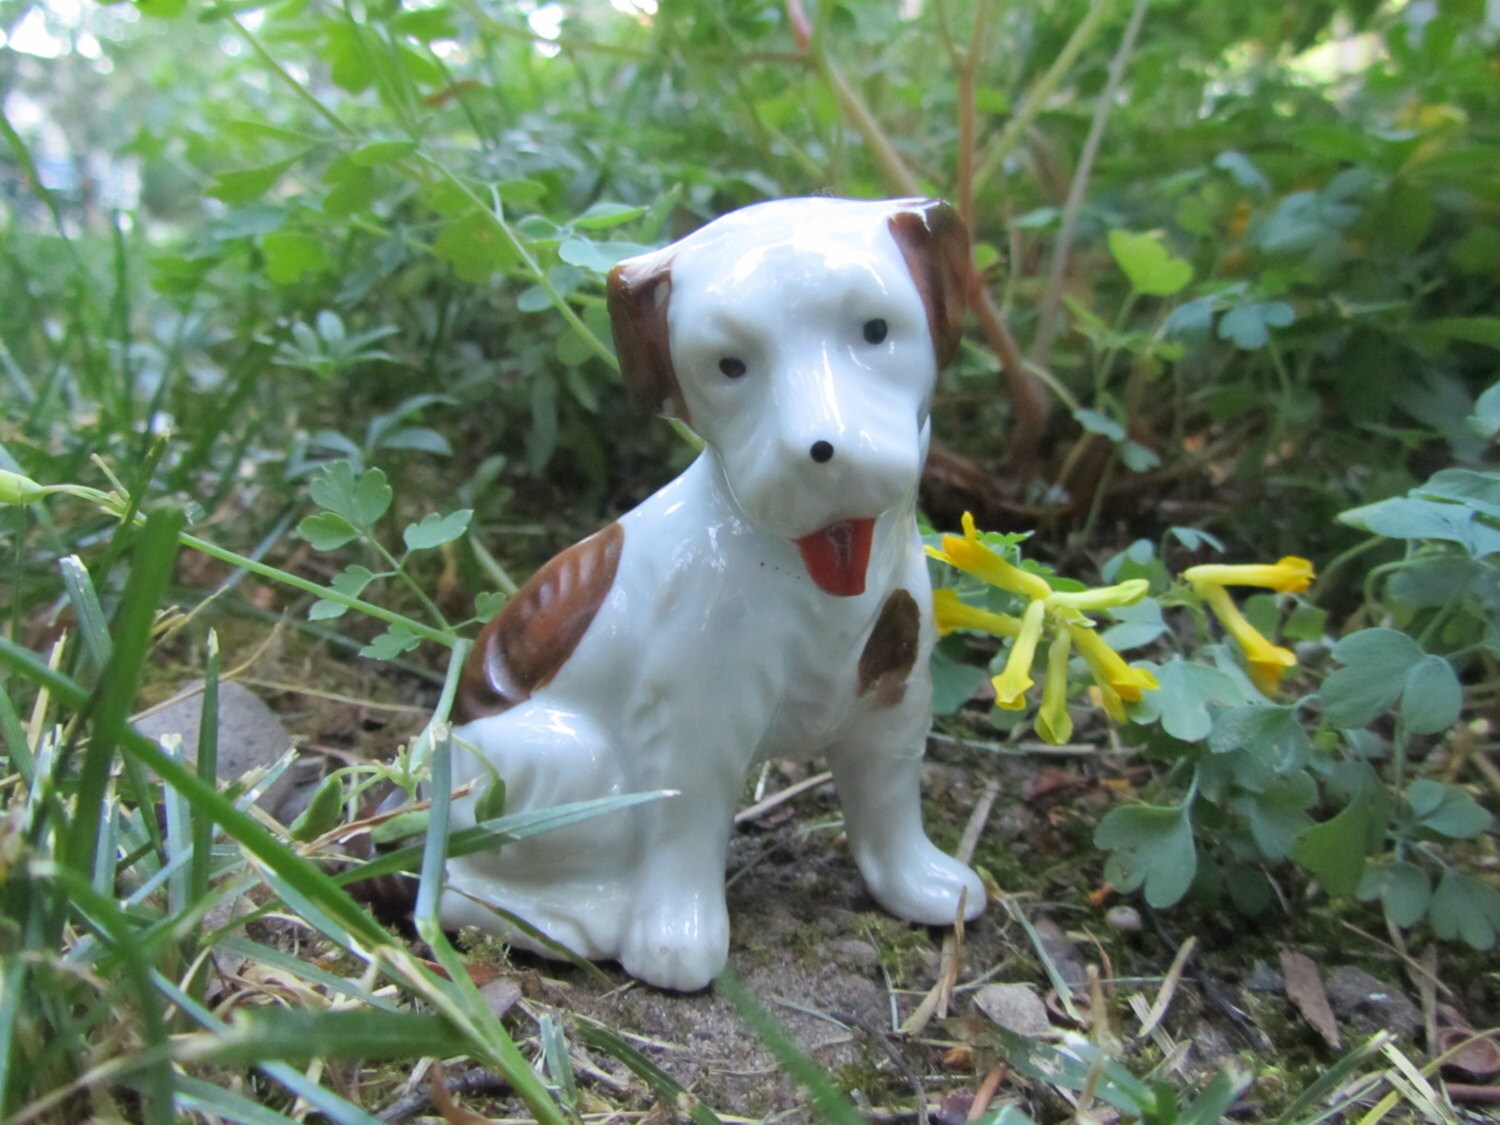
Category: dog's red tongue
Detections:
[{"x1": 793, "y1": 518, "x2": 875, "y2": 597}]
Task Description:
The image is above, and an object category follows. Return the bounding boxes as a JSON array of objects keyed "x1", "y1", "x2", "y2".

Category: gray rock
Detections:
[
  {"x1": 1325, "y1": 965, "x2": 1423, "y2": 1039},
  {"x1": 134, "y1": 681, "x2": 300, "y2": 819}
]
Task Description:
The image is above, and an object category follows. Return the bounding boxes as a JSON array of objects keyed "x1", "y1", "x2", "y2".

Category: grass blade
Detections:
[
  {"x1": 191, "y1": 632, "x2": 220, "y2": 907},
  {"x1": 715, "y1": 968, "x2": 864, "y2": 1125},
  {"x1": 576, "y1": 1019, "x2": 726, "y2": 1125},
  {"x1": 57, "y1": 555, "x2": 112, "y2": 672},
  {"x1": 66, "y1": 507, "x2": 183, "y2": 875},
  {"x1": 182, "y1": 1008, "x2": 473, "y2": 1066},
  {"x1": 173, "y1": 1074, "x2": 301, "y2": 1125},
  {"x1": 0, "y1": 684, "x2": 35, "y2": 784}
]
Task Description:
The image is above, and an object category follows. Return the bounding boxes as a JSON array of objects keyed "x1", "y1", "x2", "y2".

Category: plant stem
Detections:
[
  {"x1": 226, "y1": 13, "x2": 356, "y2": 137},
  {"x1": 1032, "y1": 0, "x2": 1150, "y2": 369},
  {"x1": 971, "y1": 0, "x2": 1123, "y2": 196}
]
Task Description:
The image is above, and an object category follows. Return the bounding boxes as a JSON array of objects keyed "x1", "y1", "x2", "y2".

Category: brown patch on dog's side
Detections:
[
  {"x1": 458, "y1": 522, "x2": 625, "y2": 722},
  {"x1": 607, "y1": 257, "x2": 689, "y2": 423},
  {"x1": 888, "y1": 201, "x2": 971, "y2": 369},
  {"x1": 858, "y1": 588, "x2": 920, "y2": 707}
]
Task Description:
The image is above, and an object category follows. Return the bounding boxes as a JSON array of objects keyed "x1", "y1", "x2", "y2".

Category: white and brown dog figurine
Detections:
[{"x1": 441, "y1": 197, "x2": 985, "y2": 991}]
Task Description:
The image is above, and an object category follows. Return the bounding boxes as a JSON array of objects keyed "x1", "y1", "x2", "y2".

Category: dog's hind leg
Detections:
[
  {"x1": 437, "y1": 704, "x2": 638, "y2": 960},
  {"x1": 826, "y1": 700, "x2": 986, "y2": 926}
]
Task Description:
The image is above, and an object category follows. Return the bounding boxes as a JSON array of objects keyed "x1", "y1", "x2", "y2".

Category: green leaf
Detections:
[
  {"x1": 297, "y1": 512, "x2": 360, "y2": 552},
  {"x1": 1107, "y1": 230, "x2": 1194, "y2": 297},
  {"x1": 262, "y1": 232, "x2": 331, "y2": 285},
  {"x1": 1231, "y1": 773, "x2": 1317, "y2": 861},
  {"x1": 1209, "y1": 703, "x2": 1310, "y2": 769},
  {"x1": 929, "y1": 643, "x2": 988, "y2": 716},
  {"x1": 198, "y1": 1008, "x2": 469, "y2": 1065},
  {"x1": 308, "y1": 461, "x2": 393, "y2": 530},
  {"x1": 1074, "y1": 407, "x2": 1125, "y2": 441},
  {"x1": 1290, "y1": 792, "x2": 1376, "y2": 895},
  {"x1": 1401, "y1": 655, "x2": 1463, "y2": 735},
  {"x1": 1319, "y1": 628, "x2": 1422, "y2": 728},
  {"x1": 433, "y1": 211, "x2": 519, "y2": 282},
  {"x1": 1338, "y1": 495, "x2": 1498, "y2": 555},
  {"x1": 1407, "y1": 779, "x2": 1493, "y2": 839},
  {"x1": 360, "y1": 626, "x2": 422, "y2": 661},
  {"x1": 1217, "y1": 301, "x2": 1295, "y2": 350},
  {"x1": 474, "y1": 590, "x2": 508, "y2": 620},
  {"x1": 572, "y1": 201, "x2": 649, "y2": 230},
  {"x1": 288, "y1": 775, "x2": 344, "y2": 842},
  {"x1": 207, "y1": 156, "x2": 301, "y2": 206},
  {"x1": 1429, "y1": 870, "x2": 1500, "y2": 950},
  {"x1": 1099, "y1": 600, "x2": 1168, "y2": 651},
  {"x1": 350, "y1": 140, "x2": 417, "y2": 167},
  {"x1": 403, "y1": 509, "x2": 473, "y2": 551},
  {"x1": 1095, "y1": 803, "x2": 1197, "y2": 908},
  {"x1": 1469, "y1": 382, "x2": 1500, "y2": 440},
  {"x1": 1419, "y1": 468, "x2": 1500, "y2": 520},
  {"x1": 1357, "y1": 862, "x2": 1432, "y2": 928},
  {"x1": 1414, "y1": 316, "x2": 1500, "y2": 352},
  {"x1": 1129, "y1": 656, "x2": 1244, "y2": 741}
]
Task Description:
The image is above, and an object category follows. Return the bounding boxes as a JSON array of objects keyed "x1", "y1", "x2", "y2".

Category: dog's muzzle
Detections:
[{"x1": 793, "y1": 518, "x2": 875, "y2": 597}]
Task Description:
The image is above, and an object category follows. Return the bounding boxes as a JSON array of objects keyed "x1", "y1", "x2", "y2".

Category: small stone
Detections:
[
  {"x1": 829, "y1": 939, "x2": 880, "y2": 969},
  {"x1": 1243, "y1": 960, "x2": 1285, "y2": 993},
  {"x1": 1325, "y1": 966, "x2": 1422, "y2": 1039},
  {"x1": 480, "y1": 977, "x2": 522, "y2": 1020},
  {"x1": 973, "y1": 983, "x2": 1051, "y2": 1037},
  {"x1": 135, "y1": 681, "x2": 299, "y2": 818},
  {"x1": 1105, "y1": 905, "x2": 1142, "y2": 932}
]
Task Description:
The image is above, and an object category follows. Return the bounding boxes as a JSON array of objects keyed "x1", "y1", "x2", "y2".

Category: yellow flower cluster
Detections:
[
  {"x1": 927, "y1": 513, "x2": 1158, "y2": 744},
  {"x1": 928, "y1": 514, "x2": 1318, "y2": 743},
  {"x1": 1183, "y1": 556, "x2": 1315, "y2": 694}
]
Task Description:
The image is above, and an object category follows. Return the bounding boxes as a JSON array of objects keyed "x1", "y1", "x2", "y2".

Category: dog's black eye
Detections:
[
  {"x1": 719, "y1": 357, "x2": 747, "y2": 379},
  {"x1": 863, "y1": 318, "x2": 888, "y2": 345}
]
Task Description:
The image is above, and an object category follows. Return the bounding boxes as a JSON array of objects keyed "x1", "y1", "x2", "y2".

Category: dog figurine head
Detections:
[{"x1": 608, "y1": 197, "x2": 969, "y2": 596}]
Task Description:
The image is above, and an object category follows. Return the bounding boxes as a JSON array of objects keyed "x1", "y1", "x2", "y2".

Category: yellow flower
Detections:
[
  {"x1": 1036, "y1": 629, "x2": 1074, "y2": 745},
  {"x1": 1089, "y1": 683, "x2": 1127, "y2": 724},
  {"x1": 925, "y1": 512, "x2": 1052, "y2": 600},
  {"x1": 992, "y1": 599, "x2": 1046, "y2": 709},
  {"x1": 0, "y1": 470, "x2": 44, "y2": 506},
  {"x1": 1196, "y1": 583, "x2": 1297, "y2": 695},
  {"x1": 1044, "y1": 578, "x2": 1150, "y2": 613},
  {"x1": 1068, "y1": 624, "x2": 1159, "y2": 703},
  {"x1": 1182, "y1": 557, "x2": 1315, "y2": 595},
  {"x1": 932, "y1": 588, "x2": 1022, "y2": 639}
]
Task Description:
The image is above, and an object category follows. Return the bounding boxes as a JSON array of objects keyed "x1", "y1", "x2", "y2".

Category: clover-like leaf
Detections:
[
  {"x1": 1319, "y1": 628, "x2": 1422, "y2": 728},
  {"x1": 309, "y1": 565, "x2": 379, "y2": 620},
  {"x1": 1356, "y1": 862, "x2": 1432, "y2": 929},
  {"x1": 1231, "y1": 772, "x2": 1317, "y2": 861},
  {"x1": 1210, "y1": 703, "x2": 1311, "y2": 771},
  {"x1": 1217, "y1": 301, "x2": 1295, "y2": 350},
  {"x1": 1401, "y1": 655, "x2": 1463, "y2": 735},
  {"x1": 1290, "y1": 790, "x2": 1378, "y2": 895},
  {"x1": 1095, "y1": 802, "x2": 1197, "y2": 908},
  {"x1": 1429, "y1": 870, "x2": 1500, "y2": 951},
  {"x1": 403, "y1": 509, "x2": 473, "y2": 552},
  {"x1": 298, "y1": 512, "x2": 360, "y2": 552},
  {"x1": 308, "y1": 460, "x2": 393, "y2": 530},
  {"x1": 1407, "y1": 779, "x2": 1493, "y2": 839},
  {"x1": 1129, "y1": 656, "x2": 1244, "y2": 742},
  {"x1": 360, "y1": 625, "x2": 422, "y2": 661},
  {"x1": 1107, "y1": 230, "x2": 1194, "y2": 297}
]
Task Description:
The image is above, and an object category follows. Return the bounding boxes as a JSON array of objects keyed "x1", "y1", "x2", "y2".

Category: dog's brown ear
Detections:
[
  {"x1": 888, "y1": 200, "x2": 971, "y2": 370},
  {"x1": 607, "y1": 256, "x2": 689, "y2": 423}
]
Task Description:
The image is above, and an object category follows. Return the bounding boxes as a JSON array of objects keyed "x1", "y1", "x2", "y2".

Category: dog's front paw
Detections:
[
  {"x1": 860, "y1": 841, "x2": 986, "y2": 926},
  {"x1": 620, "y1": 895, "x2": 731, "y2": 992}
]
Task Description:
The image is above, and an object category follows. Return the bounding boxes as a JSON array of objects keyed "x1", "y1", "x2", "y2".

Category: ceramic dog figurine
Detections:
[{"x1": 440, "y1": 197, "x2": 985, "y2": 991}]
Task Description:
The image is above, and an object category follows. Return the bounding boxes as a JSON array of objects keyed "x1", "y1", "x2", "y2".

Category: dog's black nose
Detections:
[{"x1": 810, "y1": 440, "x2": 835, "y2": 464}]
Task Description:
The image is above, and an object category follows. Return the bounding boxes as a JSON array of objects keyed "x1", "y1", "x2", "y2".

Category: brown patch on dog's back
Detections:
[
  {"x1": 607, "y1": 257, "x2": 689, "y2": 423},
  {"x1": 858, "y1": 588, "x2": 920, "y2": 707},
  {"x1": 888, "y1": 201, "x2": 971, "y2": 369},
  {"x1": 458, "y1": 522, "x2": 625, "y2": 722}
]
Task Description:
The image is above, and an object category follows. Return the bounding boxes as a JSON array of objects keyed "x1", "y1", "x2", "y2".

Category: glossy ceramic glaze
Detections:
[{"x1": 440, "y1": 197, "x2": 985, "y2": 991}]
